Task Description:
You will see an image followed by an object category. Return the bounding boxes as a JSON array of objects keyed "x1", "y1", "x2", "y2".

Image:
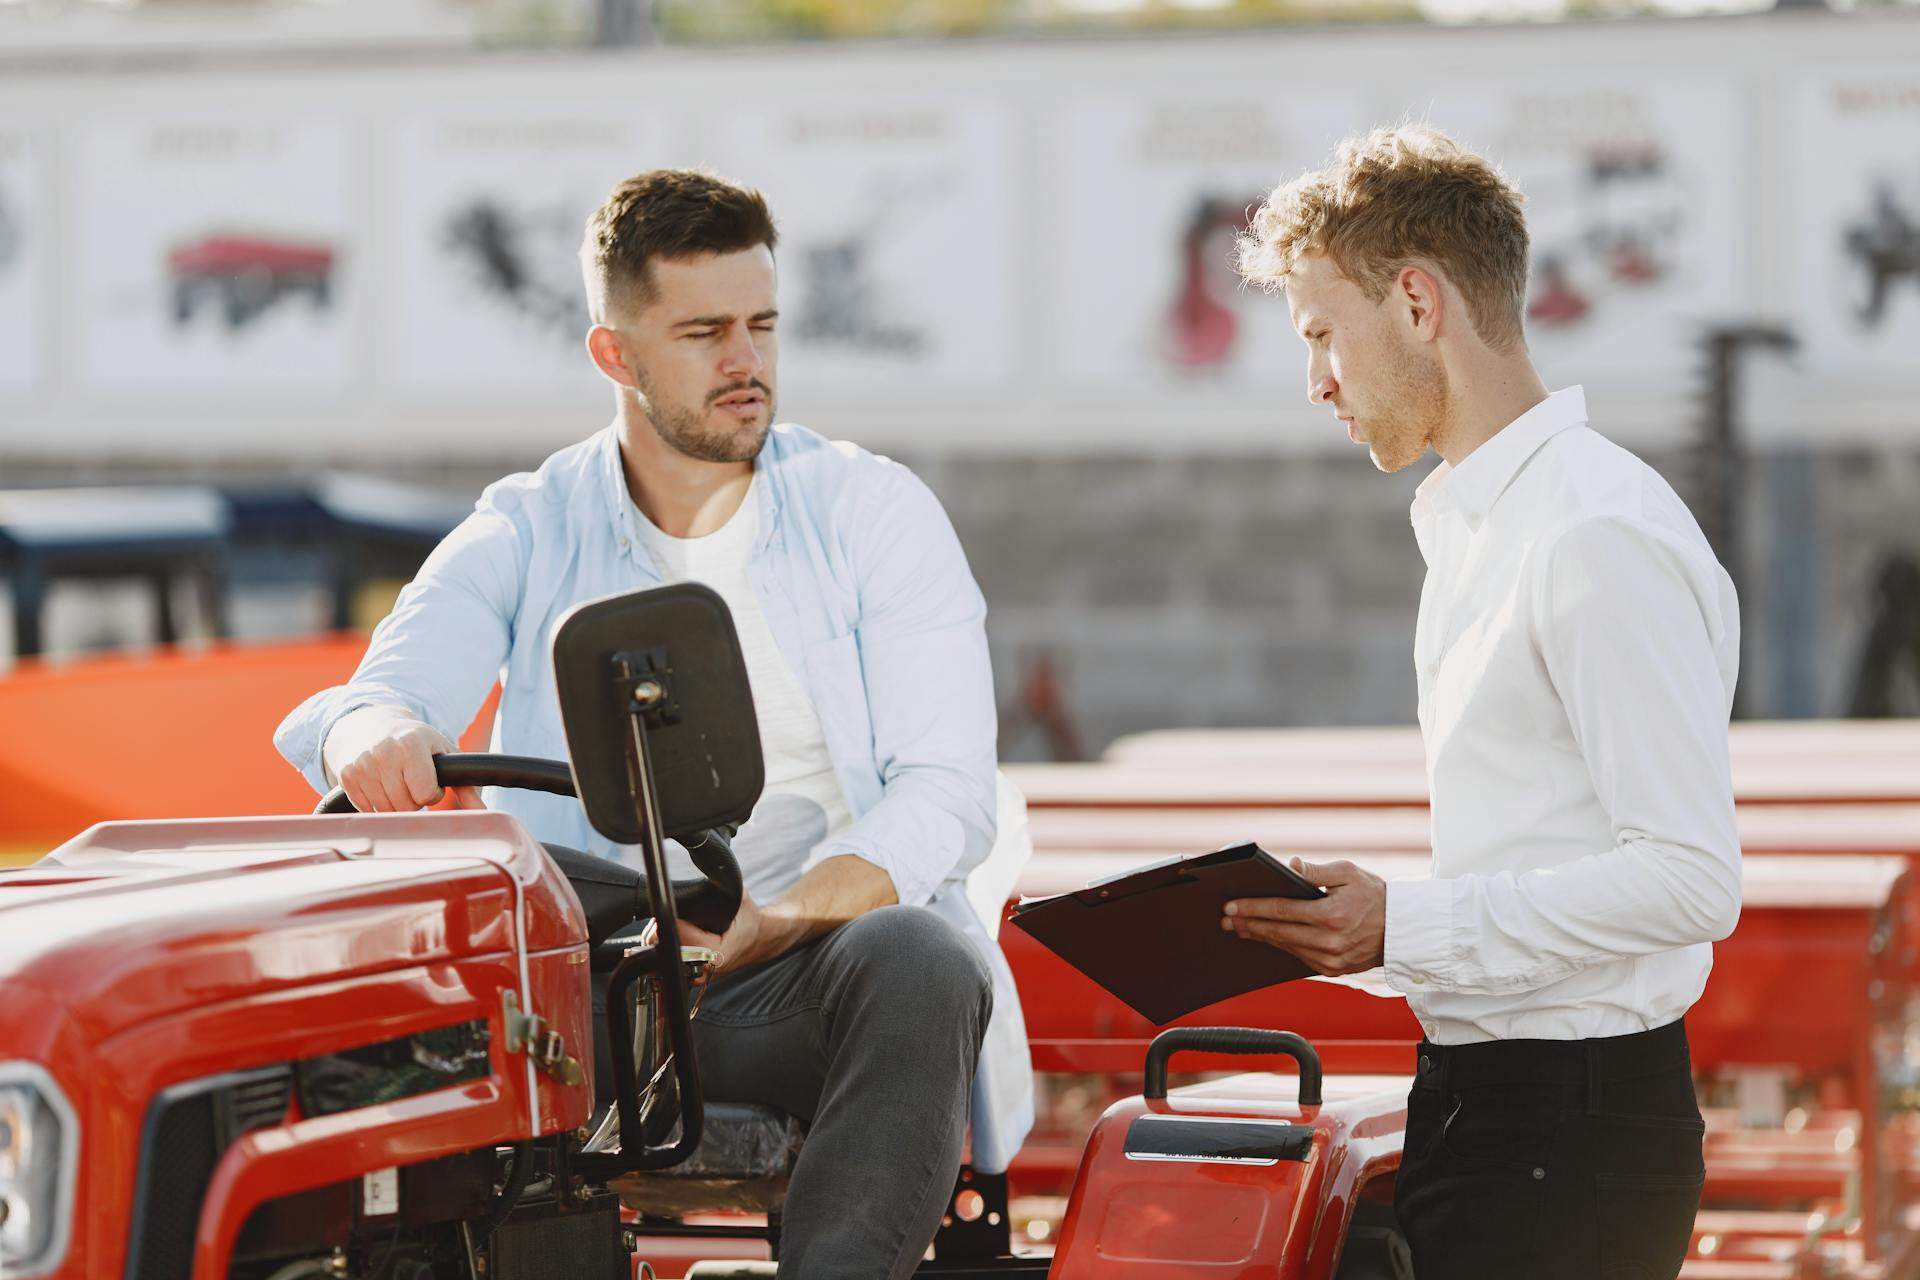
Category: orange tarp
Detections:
[{"x1": 0, "y1": 638, "x2": 498, "y2": 857}]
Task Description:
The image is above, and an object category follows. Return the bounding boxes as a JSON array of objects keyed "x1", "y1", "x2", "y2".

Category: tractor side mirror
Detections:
[
  {"x1": 551, "y1": 581, "x2": 764, "y2": 844},
  {"x1": 550, "y1": 582, "x2": 765, "y2": 1176}
]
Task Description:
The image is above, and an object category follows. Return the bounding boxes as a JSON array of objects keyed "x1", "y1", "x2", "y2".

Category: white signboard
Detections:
[
  {"x1": 1790, "y1": 73, "x2": 1920, "y2": 376},
  {"x1": 707, "y1": 103, "x2": 1018, "y2": 395},
  {"x1": 388, "y1": 113, "x2": 662, "y2": 394},
  {"x1": 1056, "y1": 95, "x2": 1367, "y2": 390},
  {"x1": 0, "y1": 127, "x2": 41, "y2": 395},
  {"x1": 77, "y1": 118, "x2": 355, "y2": 390},
  {"x1": 1425, "y1": 82, "x2": 1745, "y2": 380}
]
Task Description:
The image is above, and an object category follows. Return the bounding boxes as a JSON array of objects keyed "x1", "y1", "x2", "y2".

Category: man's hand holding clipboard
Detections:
[
  {"x1": 1222, "y1": 856, "x2": 1389, "y2": 978},
  {"x1": 1009, "y1": 843, "x2": 1373, "y2": 1024}
]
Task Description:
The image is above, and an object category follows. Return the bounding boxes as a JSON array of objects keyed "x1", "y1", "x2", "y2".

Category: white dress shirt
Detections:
[{"x1": 1381, "y1": 386, "x2": 1744, "y2": 1045}]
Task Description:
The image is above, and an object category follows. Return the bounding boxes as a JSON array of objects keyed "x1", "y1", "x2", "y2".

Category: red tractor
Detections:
[{"x1": 0, "y1": 583, "x2": 1408, "y2": 1279}]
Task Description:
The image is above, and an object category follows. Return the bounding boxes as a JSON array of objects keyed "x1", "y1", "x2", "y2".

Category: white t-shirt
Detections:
[{"x1": 630, "y1": 475, "x2": 856, "y2": 905}]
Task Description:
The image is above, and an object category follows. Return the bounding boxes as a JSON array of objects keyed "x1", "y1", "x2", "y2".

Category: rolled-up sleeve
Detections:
[
  {"x1": 1382, "y1": 515, "x2": 1743, "y2": 996},
  {"x1": 805, "y1": 470, "x2": 998, "y2": 908},
  {"x1": 273, "y1": 492, "x2": 530, "y2": 795}
]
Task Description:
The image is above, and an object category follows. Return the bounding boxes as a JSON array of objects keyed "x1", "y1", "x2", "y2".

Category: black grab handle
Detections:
[
  {"x1": 314, "y1": 753, "x2": 575, "y2": 813},
  {"x1": 1143, "y1": 1027, "x2": 1323, "y2": 1106},
  {"x1": 675, "y1": 827, "x2": 745, "y2": 937}
]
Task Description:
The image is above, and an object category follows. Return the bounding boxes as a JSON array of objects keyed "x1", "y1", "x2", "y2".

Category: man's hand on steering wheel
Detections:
[{"x1": 324, "y1": 705, "x2": 485, "y2": 813}]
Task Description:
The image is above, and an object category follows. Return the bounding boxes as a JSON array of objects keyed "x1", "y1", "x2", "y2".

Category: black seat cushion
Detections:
[{"x1": 541, "y1": 842, "x2": 646, "y2": 950}]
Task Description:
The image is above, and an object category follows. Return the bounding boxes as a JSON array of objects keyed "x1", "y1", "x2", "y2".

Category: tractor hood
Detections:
[{"x1": 0, "y1": 812, "x2": 586, "y2": 1048}]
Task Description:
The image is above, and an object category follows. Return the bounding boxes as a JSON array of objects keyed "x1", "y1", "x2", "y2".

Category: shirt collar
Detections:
[
  {"x1": 751, "y1": 432, "x2": 781, "y2": 555},
  {"x1": 1411, "y1": 386, "x2": 1588, "y2": 535},
  {"x1": 598, "y1": 421, "x2": 634, "y2": 537},
  {"x1": 599, "y1": 421, "x2": 782, "y2": 561}
]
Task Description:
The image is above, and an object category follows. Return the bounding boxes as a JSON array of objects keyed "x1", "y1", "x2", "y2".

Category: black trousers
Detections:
[{"x1": 1394, "y1": 1018, "x2": 1705, "y2": 1280}]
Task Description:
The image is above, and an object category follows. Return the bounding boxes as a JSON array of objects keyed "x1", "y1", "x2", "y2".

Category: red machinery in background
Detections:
[
  {"x1": 1004, "y1": 724, "x2": 1920, "y2": 1278},
  {"x1": 2, "y1": 641, "x2": 1918, "y2": 1277}
]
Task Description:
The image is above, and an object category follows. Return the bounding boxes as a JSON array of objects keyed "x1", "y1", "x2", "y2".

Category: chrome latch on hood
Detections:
[{"x1": 502, "y1": 989, "x2": 585, "y2": 1087}]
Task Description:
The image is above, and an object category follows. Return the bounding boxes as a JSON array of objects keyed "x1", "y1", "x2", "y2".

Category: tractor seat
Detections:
[
  {"x1": 548, "y1": 848, "x2": 806, "y2": 1216},
  {"x1": 582, "y1": 924, "x2": 807, "y2": 1216},
  {"x1": 543, "y1": 774, "x2": 1034, "y2": 1263}
]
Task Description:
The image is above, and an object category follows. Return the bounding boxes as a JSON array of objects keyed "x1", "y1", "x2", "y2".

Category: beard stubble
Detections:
[
  {"x1": 1367, "y1": 344, "x2": 1448, "y2": 474},
  {"x1": 636, "y1": 367, "x2": 775, "y2": 465}
]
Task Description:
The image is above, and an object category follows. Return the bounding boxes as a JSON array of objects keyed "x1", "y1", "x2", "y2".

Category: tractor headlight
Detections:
[{"x1": 0, "y1": 1064, "x2": 77, "y2": 1278}]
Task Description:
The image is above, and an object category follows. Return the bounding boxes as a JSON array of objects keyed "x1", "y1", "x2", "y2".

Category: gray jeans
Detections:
[{"x1": 693, "y1": 905, "x2": 994, "y2": 1279}]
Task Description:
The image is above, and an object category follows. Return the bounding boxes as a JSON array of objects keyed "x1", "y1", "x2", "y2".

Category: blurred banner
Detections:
[
  {"x1": 1056, "y1": 96, "x2": 1366, "y2": 390},
  {"x1": 1426, "y1": 79, "x2": 1745, "y2": 382},
  {"x1": 0, "y1": 126, "x2": 42, "y2": 395},
  {"x1": 388, "y1": 111, "x2": 659, "y2": 393},
  {"x1": 1790, "y1": 69, "x2": 1920, "y2": 376},
  {"x1": 1, "y1": 21, "x2": 1917, "y2": 454},
  {"x1": 76, "y1": 118, "x2": 355, "y2": 392},
  {"x1": 711, "y1": 101, "x2": 1021, "y2": 394}
]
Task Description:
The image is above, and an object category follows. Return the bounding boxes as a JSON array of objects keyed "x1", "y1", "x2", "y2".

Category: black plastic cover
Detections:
[
  {"x1": 1122, "y1": 1114, "x2": 1315, "y2": 1165},
  {"x1": 550, "y1": 583, "x2": 765, "y2": 844}
]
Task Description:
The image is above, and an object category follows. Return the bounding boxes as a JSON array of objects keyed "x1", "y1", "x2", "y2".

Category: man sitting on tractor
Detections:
[{"x1": 274, "y1": 168, "x2": 1029, "y2": 1280}]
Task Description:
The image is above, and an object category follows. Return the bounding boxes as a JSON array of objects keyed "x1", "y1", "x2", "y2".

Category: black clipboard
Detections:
[{"x1": 1009, "y1": 842, "x2": 1327, "y2": 1025}]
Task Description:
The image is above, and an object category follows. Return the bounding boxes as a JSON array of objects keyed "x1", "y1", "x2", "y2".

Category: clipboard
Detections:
[{"x1": 1008, "y1": 842, "x2": 1327, "y2": 1025}]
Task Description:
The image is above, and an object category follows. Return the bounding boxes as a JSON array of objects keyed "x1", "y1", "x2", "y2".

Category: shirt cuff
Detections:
[
  {"x1": 273, "y1": 690, "x2": 417, "y2": 797},
  {"x1": 273, "y1": 693, "x2": 358, "y2": 796},
  {"x1": 810, "y1": 839, "x2": 940, "y2": 910},
  {"x1": 1383, "y1": 877, "x2": 1455, "y2": 994},
  {"x1": 1310, "y1": 968, "x2": 1401, "y2": 1000}
]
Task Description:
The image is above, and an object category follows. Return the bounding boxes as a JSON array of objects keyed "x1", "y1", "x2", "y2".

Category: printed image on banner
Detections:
[
  {"x1": 1055, "y1": 96, "x2": 1365, "y2": 391},
  {"x1": 707, "y1": 103, "x2": 1017, "y2": 392},
  {"x1": 1791, "y1": 74, "x2": 1920, "y2": 375},
  {"x1": 78, "y1": 118, "x2": 354, "y2": 389},
  {"x1": 388, "y1": 113, "x2": 660, "y2": 393},
  {"x1": 0, "y1": 127, "x2": 40, "y2": 395},
  {"x1": 1425, "y1": 82, "x2": 1743, "y2": 379}
]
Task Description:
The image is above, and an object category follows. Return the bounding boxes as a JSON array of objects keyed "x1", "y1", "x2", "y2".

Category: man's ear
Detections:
[
  {"x1": 586, "y1": 324, "x2": 637, "y2": 389},
  {"x1": 1396, "y1": 264, "x2": 1444, "y2": 343}
]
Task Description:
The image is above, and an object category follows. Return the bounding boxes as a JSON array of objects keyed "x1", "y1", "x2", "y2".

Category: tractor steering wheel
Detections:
[{"x1": 312, "y1": 751, "x2": 743, "y2": 937}]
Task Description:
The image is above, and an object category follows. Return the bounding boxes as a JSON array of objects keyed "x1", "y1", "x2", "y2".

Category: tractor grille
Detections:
[
  {"x1": 492, "y1": 1192, "x2": 627, "y2": 1280},
  {"x1": 126, "y1": 1066, "x2": 292, "y2": 1280},
  {"x1": 222, "y1": 1071, "x2": 295, "y2": 1143}
]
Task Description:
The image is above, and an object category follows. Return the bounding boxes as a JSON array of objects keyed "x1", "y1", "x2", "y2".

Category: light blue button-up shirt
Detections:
[{"x1": 275, "y1": 421, "x2": 1033, "y2": 1171}]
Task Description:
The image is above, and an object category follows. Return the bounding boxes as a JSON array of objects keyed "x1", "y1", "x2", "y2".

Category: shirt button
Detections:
[{"x1": 1410, "y1": 975, "x2": 1425, "y2": 985}]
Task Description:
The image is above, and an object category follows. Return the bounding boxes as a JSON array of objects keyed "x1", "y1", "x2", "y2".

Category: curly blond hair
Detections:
[{"x1": 1238, "y1": 125, "x2": 1530, "y2": 351}]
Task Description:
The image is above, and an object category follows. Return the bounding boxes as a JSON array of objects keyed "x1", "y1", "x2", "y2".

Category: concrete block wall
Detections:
[
  {"x1": 899, "y1": 442, "x2": 1920, "y2": 758},
  {"x1": 4, "y1": 437, "x2": 1916, "y2": 752},
  {"x1": 910, "y1": 450, "x2": 1429, "y2": 757}
]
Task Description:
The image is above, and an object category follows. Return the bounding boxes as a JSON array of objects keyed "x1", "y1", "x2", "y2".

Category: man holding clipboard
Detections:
[{"x1": 1225, "y1": 126, "x2": 1743, "y2": 1280}]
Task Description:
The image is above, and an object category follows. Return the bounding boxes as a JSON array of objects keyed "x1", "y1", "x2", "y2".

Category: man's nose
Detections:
[
  {"x1": 720, "y1": 326, "x2": 765, "y2": 378},
  {"x1": 1308, "y1": 370, "x2": 1337, "y2": 406}
]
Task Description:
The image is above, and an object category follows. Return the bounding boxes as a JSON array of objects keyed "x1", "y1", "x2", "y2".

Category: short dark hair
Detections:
[{"x1": 580, "y1": 168, "x2": 778, "y2": 322}]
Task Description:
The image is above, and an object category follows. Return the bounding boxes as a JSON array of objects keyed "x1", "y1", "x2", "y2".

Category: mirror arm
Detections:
[{"x1": 575, "y1": 661, "x2": 707, "y2": 1178}]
